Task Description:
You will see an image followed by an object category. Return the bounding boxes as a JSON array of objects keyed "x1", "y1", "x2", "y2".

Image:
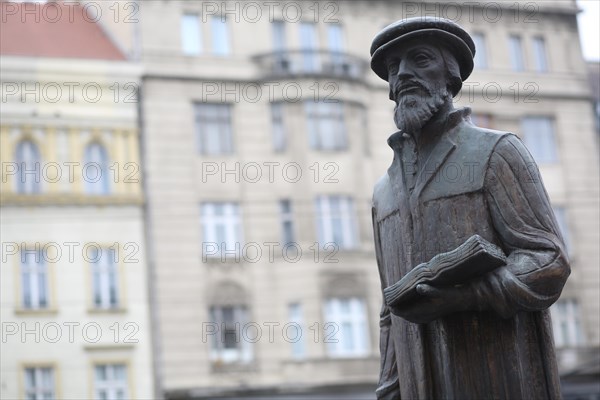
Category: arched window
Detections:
[
  {"x1": 84, "y1": 142, "x2": 110, "y2": 195},
  {"x1": 15, "y1": 140, "x2": 41, "y2": 194}
]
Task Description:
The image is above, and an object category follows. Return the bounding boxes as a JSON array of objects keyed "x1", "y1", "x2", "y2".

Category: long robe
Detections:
[{"x1": 372, "y1": 107, "x2": 570, "y2": 399}]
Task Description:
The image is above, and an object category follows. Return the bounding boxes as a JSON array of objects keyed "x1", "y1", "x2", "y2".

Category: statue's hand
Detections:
[{"x1": 391, "y1": 283, "x2": 476, "y2": 324}]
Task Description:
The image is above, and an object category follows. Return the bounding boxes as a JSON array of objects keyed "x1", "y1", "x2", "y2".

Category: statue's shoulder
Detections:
[{"x1": 455, "y1": 120, "x2": 513, "y2": 156}]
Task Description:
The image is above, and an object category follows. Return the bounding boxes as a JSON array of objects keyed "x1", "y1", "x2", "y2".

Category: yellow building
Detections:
[
  {"x1": 69, "y1": 0, "x2": 600, "y2": 398},
  {"x1": 0, "y1": 2, "x2": 155, "y2": 398}
]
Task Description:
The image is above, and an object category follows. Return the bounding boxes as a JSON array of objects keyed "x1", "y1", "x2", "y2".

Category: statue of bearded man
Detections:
[{"x1": 370, "y1": 17, "x2": 570, "y2": 400}]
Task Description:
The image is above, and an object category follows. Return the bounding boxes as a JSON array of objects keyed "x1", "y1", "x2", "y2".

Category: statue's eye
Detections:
[
  {"x1": 414, "y1": 53, "x2": 431, "y2": 66},
  {"x1": 387, "y1": 60, "x2": 399, "y2": 75}
]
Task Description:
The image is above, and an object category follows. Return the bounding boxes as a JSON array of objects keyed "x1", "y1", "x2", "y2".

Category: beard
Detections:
[{"x1": 393, "y1": 84, "x2": 451, "y2": 135}]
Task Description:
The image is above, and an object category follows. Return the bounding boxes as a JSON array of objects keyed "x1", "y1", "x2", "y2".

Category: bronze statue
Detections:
[{"x1": 370, "y1": 17, "x2": 570, "y2": 399}]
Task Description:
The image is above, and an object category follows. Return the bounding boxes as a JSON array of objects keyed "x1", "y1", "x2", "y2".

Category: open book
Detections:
[{"x1": 383, "y1": 235, "x2": 507, "y2": 307}]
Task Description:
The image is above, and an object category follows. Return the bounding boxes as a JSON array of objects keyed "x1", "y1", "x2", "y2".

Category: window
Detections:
[
  {"x1": 272, "y1": 20, "x2": 289, "y2": 72},
  {"x1": 288, "y1": 303, "x2": 306, "y2": 359},
  {"x1": 90, "y1": 247, "x2": 119, "y2": 309},
  {"x1": 550, "y1": 299, "x2": 584, "y2": 347},
  {"x1": 509, "y1": 35, "x2": 525, "y2": 71},
  {"x1": 271, "y1": 102, "x2": 286, "y2": 152},
  {"x1": 84, "y1": 142, "x2": 110, "y2": 195},
  {"x1": 300, "y1": 22, "x2": 319, "y2": 72},
  {"x1": 21, "y1": 249, "x2": 48, "y2": 309},
  {"x1": 472, "y1": 33, "x2": 487, "y2": 69},
  {"x1": 305, "y1": 101, "x2": 346, "y2": 150},
  {"x1": 324, "y1": 298, "x2": 369, "y2": 357},
  {"x1": 315, "y1": 195, "x2": 358, "y2": 249},
  {"x1": 552, "y1": 206, "x2": 571, "y2": 253},
  {"x1": 521, "y1": 117, "x2": 558, "y2": 163},
  {"x1": 272, "y1": 20, "x2": 286, "y2": 51},
  {"x1": 280, "y1": 199, "x2": 294, "y2": 245},
  {"x1": 201, "y1": 203, "x2": 242, "y2": 258},
  {"x1": 327, "y1": 23, "x2": 344, "y2": 67},
  {"x1": 181, "y1": 13, "x2": 201, "y2": 55},
  {"x1": 24, "y1": 367, "x2": 55, "y2": 399},
  {"x1": 94, "y1": 364, "x2": 128, "y2": 400},
  {"x1": 209, "y1": 305, "x2": 253, "y2": 363},
  {"x1": 532, "y1": 36, "x2": 548, "y2": 72},
  {"x1": 15, "y1": 139, "x2": 41, "y2": 194},
  {"x1": 195, "y1": 103, "x2": 233, "y2": 155},
  {"x1": 211, "y1": 15, "x2": 230, "y2": 55}
]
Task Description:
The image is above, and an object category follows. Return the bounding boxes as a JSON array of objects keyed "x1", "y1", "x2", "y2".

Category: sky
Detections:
[{"x1": 577, "y1": 0, "x2": 600, "y2": 61}]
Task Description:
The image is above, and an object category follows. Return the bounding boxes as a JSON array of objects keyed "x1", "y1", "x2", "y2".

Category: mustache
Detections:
[{"x1": 393, "y1": 80, "x2": 432, "y2": 99}]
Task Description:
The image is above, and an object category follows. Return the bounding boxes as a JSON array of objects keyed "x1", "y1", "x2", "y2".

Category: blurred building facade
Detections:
[
  {"x1": 0, "y1": 2, "x2": 154, "y2": 398},
  {"x1": 121, "y1": 1, "x2": 598, "y2": 398}
]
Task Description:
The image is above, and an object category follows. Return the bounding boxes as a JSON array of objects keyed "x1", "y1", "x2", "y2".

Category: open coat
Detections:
[{"x1": 372, "y1": 108, "x2": 570, "y2": 399}]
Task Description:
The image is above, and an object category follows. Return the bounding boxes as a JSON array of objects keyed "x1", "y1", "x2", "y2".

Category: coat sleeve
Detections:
[
  {"x1": 473, "y1": 134, "x2": 570, "y2": 318},
  {"x1": 372, "y1": 207, "x2": 401, "y2": 400}
]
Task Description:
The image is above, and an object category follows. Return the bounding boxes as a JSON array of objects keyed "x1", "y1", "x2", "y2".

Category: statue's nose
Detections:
[{"x1": 396, "y1": 60, "x2": 414, "y2": 80}]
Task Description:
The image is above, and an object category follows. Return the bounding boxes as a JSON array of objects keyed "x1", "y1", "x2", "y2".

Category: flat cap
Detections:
[{"x1": 370, "y1": 17, "x2": 476, "y2": 82}]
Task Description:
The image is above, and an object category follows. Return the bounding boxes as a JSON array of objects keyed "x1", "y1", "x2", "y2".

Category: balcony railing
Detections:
[{"x1": 252, "y1": 50, "x2": 368, "y2": 80}]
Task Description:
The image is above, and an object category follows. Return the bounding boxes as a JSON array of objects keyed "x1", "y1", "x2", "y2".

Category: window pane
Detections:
[
  {"x1": 327, "y1": 24, "x2": 344, "y2": 51},
  {"x1": 324, "y1": 298, "x2": 368, "y2": 357},
  {"x1": 521, "y1": 117, "x2": 557, "y2": 163},
  {"x1": 211, "y1": 16, "x2": 230, "y2": 55},
  {"x1": 15, "y1": 140, "x2": 41, "y2": 194},
  {"x1": 315, "y1": 196, "x2": 357, "y2": 249},
  {"x1": 181, "y1": 14, "x2": 201, "y2": 55},
  {"x1": 509, "y1": 35, "x2": 524, "y2": 71},
  {"x1": 306, "y1": 101, "x2": 346, "y2": 150},
  {"x1": 271, "y1": 103, "x2": 286, "y2": 151},
  {"x1": 195, "y1": 104, "x2": 233, "y2": 155},
  {"x1": 272, "y1": 20, "x2": 285, "y2": 51},
  {"x1": 300, "y1": 22, "x2": 318, "y2": 72},
  {"x1": 472, "y1": 33, "x2": 487, "y2": 69},
  {"x1": 201, "y1": 202, "x2": 241, "y2": 258},
  {"x1": 84, "y1": 143, "x2": 110, "y2": 195},
  {"x1": 533, "y1": 37, "x2": 548, "y2": 72}
]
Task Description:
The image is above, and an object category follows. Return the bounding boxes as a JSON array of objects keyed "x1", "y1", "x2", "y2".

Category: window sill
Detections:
[
  {"x1": 87, "y1": 307, "x2": 128, "y2": 314},
  {"x1": 14, "y1": 308, "x2": 58, "y2": 316}
]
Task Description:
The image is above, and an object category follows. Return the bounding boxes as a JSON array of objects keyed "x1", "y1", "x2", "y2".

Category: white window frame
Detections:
[
  {"x1": 84, "y1": 142, "x2": 110, "y2": 195},
  {"x1": 195, "y1": 103, "x2": 233, "y2": 155},
  {"x1": 15, "y1": 139, "x2": 41, "y2": 194},
  {"x1": 305, "y1": 101, "x2": 347, "y2": 151},
  {"x1": 550, "y1": 299, "x2": 584, "y2": 347},
  {"x1": 91, "y1": 247, "x2": 119, "y2": 309},
  {"x1": 288, "y1": 302, "x2": 306, "y2": 359},
  {"x1": 472, "y1": 32, "x2": 487, "y2": 69},
  {"x1": 201, "y1": 202, "x2": 242, "y2": 258},
  {"x1": 521, "y1": 116, "x2": 558, "y2": 163},
  {"x1": 532, "y1": 36, "x2": 548, "y2": 72},
  {"x1": 94, "y1": 364, "x2": 129, "y2": 400},
  {"x1": 181, "y1": 13, "x2": 202, "y2": 55},
  {"x1": 211, "y1": 15, "x2": 230, "y2": 55},
  {"x1": 209, "y1": 305, "x2": 253, "y2": 363},
  {"x1": 271, "y1": 102, "x2": 286, "y2": 152},
  {"x1": 21, "y1": 249, "x2": 48, "y2": 309},
  {"x1": 299, "y1": 22, "x2": 319, "y2": 72},
  {"x1": 24, "y1": 367, "x2": 55, "y2": 400},
  {"x1": 280, "y1": 199, "x2": 294, "y2": 245},
  {"x1": 324, "y1": 297, "x2": 369, "y2": 358},
  {"x1": 315, "y1": 195, "x2": 358, "y2": 249},
  {"x1": 509, "y1": 34, "x2": 525, "y2": 71}
]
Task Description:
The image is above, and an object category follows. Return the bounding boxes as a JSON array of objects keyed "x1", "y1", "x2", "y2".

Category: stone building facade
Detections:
[
  {"x1": 0, "y1": 2, "x2": 155, "y2": 398},
  {"x1": 110, "y1": 0, "x2": 600, "y2": 398}
]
